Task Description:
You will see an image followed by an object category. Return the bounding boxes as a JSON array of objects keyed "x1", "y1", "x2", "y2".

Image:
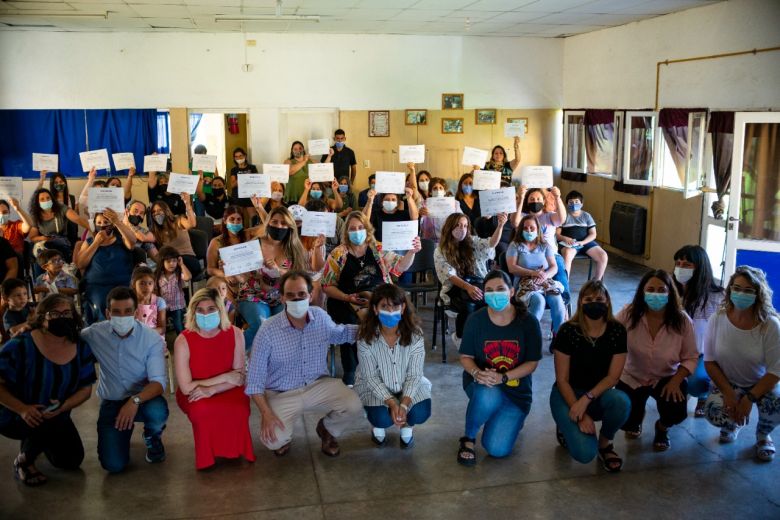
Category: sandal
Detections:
[
  {"x1": 653, "y1": 421, "x2": 671, "y2": 451},
  {"x1": 624, "y1": 424, "x2": 642, "y2": 439},
  {"x1": 457, "y1": 436, "x2": 477, "y2": 467},
  {"x1": 555, "y1": 427, "x2": 568, "y2": 449},
  {"x1": 694, "y1": 398, "x2": 707, "y2": 418},
  {"x1": 597, "y1": 444, "x2": 623, "y2": 473},
  {"x1": 273, "y1": 442, "x2": 292, "y2": 457},
  {"x1": 756, "y1": 439, "x2": 775, "y2": 462},
  {"x1": 719, "y1": 425, "x2": 742, "y2": 444},
  {"x1": 13, "y1": 454, "x2": 47, "y2": 487}
]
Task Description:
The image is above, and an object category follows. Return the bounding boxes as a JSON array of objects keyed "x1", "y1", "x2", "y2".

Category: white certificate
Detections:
[
  {"x1": 219, "y1": 239, "x2": 264, "y2": 277},
  {"x1": 381, "y1": 221, "x2": 418, "y2": 251},
  {"x1": 374, "y1": 171, "x2": 406, "y2": 194},
  {"x1": 424, "y1": 197, "x2": 458, "y2": 219},
  {"x1": 309, "y1": 162, "x2": 334, "y2": 183},
  {"x1": 301, "y1": 211, "x2": 337, "y2": 238},
  {"x1": 518, "y1": 165, "x2": 553, "y2": 188},
  {"x1": 238, "y1": 174, "x2": 271, "y2": 198},
  {"x1": 32, "y1": 153, "x2": 58, "y2": 172},
  {"x1": 479, "y1": 187, "x2": 518, "y2": 216},
  {"x1": 79, "y1": 149, "x2": 110, "y2": 172},
  {"x1": 399, "y1": 145, "x2": 425, "y2": 164},
  {"x1": 472, "y1": 170, "x2": 501, "y2": 191},
  {"x1": 461, "y1": 146, "x2": 489, "y2": 167},
  {"x1": 167, "y1": 173, "x2": 199, "y2": 194},
  {"x1": 0, "y1": 177, "x2": 23, "y2": 201},
  {"x1": 308, "y1": 139, "x2": 331, "y2": 156},
  {"x1": 504, "y1": 121, "x2": 526, "y2": 138},
  {"x1": 143, "y1": 154, "x2": 169, "y2": 172},
  {"x1": 191, "y1": 154, "x2": 217, "y2": 172},
  {"x1": 263, "y1": 164, "x2": 290, "y2": 184},
  {"x1": 112, "y1": 152, "x2": 135, "y2": 171},
  {"x1": 88, "y1": 188, "x2": 125, "y2": 214}
]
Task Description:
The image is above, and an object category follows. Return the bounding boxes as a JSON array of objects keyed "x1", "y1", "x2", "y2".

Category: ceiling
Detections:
[{"x1": 0, "y1": 0, "x2": 723, "y2": 37}]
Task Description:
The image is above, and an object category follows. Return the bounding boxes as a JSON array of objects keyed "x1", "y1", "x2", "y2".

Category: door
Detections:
[{"x1": 724, "y1": 112, "x2": 780, "y2": 307}]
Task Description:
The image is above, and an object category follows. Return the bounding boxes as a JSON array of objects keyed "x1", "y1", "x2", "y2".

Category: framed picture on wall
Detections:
[
  {"x1": 476, "y1": 109, "x2": 497, "y2": 125},
  {"x1": 506, "y1": 117, "x2": 528, "y2": 133},
  {"x1": 442, "y1": 93, "x2": 464, "y2": 110},
  {"x1": 405, "y1": 109, "x2": 427, "y2": 125},
  {"x1": 368, "y1": 111, "x2": 390, "y2": 137},
  {"x1": 441, "y1": 118, "x2": 464, "y2": 134}
]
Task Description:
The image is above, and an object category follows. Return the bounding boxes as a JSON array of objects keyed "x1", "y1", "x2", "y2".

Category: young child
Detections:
[
  {"x1": 154, "y1": 246, "x2": 191, "y2": 334},
  {"x1": 2, "y1": 278, "x2": 33, "y2": 338},
  {"x1": 206, "y1": 276, "x2": 236, "y2": 323},
  {"x1": 34, "y1": 249, "x2": 78, "y2": 298},
  {"x1": 132, "y1": 265, "x2": 167, "y2": 337},
  {"x1": 556, "y1": 190, "x2": 609, "y2": 281}
]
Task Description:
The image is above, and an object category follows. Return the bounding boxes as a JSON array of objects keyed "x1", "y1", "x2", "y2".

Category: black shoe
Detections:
[
  {"x1": 145, "y1": 437, "x2": 166, "y2": 463},
  {"x1": 653, "y1": 420, "x2": 670, "y2": 451},
  {"x1": 400, "y1": 436, "x2": 414, "y2": 449},
  {"x1": 371, "y1": 431, "x2": 387, "y2": 447}
]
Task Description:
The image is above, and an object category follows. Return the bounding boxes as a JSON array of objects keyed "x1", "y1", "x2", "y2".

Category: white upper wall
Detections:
[{"x1": 562, "y1": 0, "x2": 780, "y2": 110}]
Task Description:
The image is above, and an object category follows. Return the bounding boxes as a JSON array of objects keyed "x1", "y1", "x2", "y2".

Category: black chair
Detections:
[
  {"x1": 195, "y1": 215, "x2": 215, "y2": 240},
  {"x1": 396, "y1": 238, "x2": 438, "y2": 308},
  {"x1": 573, "y1": 252, "x2": 594, "y2": 281},
  {"x1": 187, "y1": 229, "x2": 210, "y2": 292}
]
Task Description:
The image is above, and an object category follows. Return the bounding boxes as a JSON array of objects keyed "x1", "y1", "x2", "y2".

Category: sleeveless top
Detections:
[
  {"x1": 136, "y1": 294, "x2": 163, "y2": 336},
  {"x1": 180, "y1": 328, "x2": 235, "y2": 380},
  {"x1": 167, "y1": 228, "x2": 196, "y2": 257}
]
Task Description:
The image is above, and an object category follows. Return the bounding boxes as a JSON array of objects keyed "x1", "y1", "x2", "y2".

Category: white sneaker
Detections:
[
  {"x1": 719, "y1": 425, "x2": 742, "y2": 443},
  {"x1": 451, "y1": 333, "x2": 461, "y2": 348}
]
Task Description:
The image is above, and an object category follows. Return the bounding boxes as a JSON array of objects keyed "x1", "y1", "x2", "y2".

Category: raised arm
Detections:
[
  {"x1": 78, "y1": 167, "x2": 98, "y2": 208},
  {"x1": 362, "y1": 189, "x2": 376, "y2": 219},
  {"x1": 124, "y1": 167, "x2": 135, "y2": 201},
  {"x1": 509, "y1": 136, "x2": 521, "y2": 171},
  {"x1": 488, "y1": 213, "x2": 507, "y2": 248},
  {"x1": 404, "y1": 187, "x2": 419, "y2": 220},
  {"x1": 550, "y1": 186, "x2": 566, "y2": 226},
  {"x1": 8, "y1": 198, "x2": 33, "y2": 233}
]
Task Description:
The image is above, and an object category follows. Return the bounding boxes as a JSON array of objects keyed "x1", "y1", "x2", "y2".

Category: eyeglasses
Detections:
[
  {"x1": 45, "y1": 310, "x2": 74, "y2": 320},
  {"x1": 46, "y1": 258, "x2": 64, "y2": 265}
]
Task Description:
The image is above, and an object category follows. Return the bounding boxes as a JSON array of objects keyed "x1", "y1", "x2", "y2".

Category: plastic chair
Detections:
[
  {"x1": 195, "y1": 215, "x2": 216, "y2": 240},
  {"x1": 186, "y1": 229, "x2": 210, "y2": 293}
]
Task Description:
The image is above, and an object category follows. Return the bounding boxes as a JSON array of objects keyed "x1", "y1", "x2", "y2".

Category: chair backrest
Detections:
[
  {"x1": 187, "y1": 229, "x2": 209, "y2": 261},
  {"x1": 498, "y1": 251, "x2": 508, "y2": 273},
  {"x1": 131, "y1": 247, "x2": 147, "y2": 267},
  {"x1": 195, "y1": 216, "x2": 215, "y2": 239},
  {"x1": 404, "y1": 238, "x2": 436, "y2": 275}
]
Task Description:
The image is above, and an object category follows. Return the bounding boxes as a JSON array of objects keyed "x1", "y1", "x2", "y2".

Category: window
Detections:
[
  {"x1": 656, "y1": 110, "x2": 707, "y2": 197},
  {"x1": 585, "y1": 110, "x2": 623, "y2": 179},
  {"x1": 562, "y1": 110, "x2": 586, "y2": 173},
  {"x1": 622, "y1": 111, "x2": 658, "y2": 186}
]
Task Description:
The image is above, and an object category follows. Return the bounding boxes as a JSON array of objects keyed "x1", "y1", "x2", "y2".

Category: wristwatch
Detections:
[
  {"x1": 501, "y1": 374, "x2": 509, "y2": 384},
  {"x1": 132, "y1": 395, "x2": 142, "y2": 406},
  {"x1": 585, "y1": 392, "x2": 595, "y2": 400}
]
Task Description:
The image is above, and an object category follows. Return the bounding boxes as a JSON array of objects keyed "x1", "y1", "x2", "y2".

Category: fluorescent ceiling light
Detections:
[
  {"x1": 0, "y1": 12, "x2": 108, "y2": 20},
  {"x1": 215, "y1": 15, "x2": 319, "y2": 22}
]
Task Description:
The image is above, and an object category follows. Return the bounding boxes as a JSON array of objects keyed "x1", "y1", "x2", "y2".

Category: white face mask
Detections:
[
  {"x1": 432, "y1": 190, "x2": 445, "y2": 198},
  {"x1": 674, "y1": 266, "x2": 695, "y2": 284},
  {"x1": 236, "y1": 158, "x2": 246, "y2": 165},
  {"x1": 383, "y1": 201, "x2": 398, "y2": 213},
  {"x1": 286, "y1": 299, "x2": 309, "y2": 319},
  {"x1": 418, "y1": 181, "x2": 429, "y2": 191},
  {"x1": 271, "y1": 191, "x2": 284, "y2": 201},
  {"x1": 110, "y1": 315, "x2": 135, "y2": 336}
]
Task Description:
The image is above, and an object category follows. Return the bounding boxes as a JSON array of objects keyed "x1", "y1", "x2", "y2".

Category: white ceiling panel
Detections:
[{"x1": 129, "y1": 5, "x2": 193, "y2": 18}]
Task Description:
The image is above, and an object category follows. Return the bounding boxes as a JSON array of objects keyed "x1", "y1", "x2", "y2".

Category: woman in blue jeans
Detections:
[
  {"x1": 355, "y1": 284, "x2": 432, "y2": 448},
  {"x1": 457, "y1": 270, "x2": 542, "y2": 466},
  {"x1": 550, "y1": 279, "x2": 631, "y2": 472}
]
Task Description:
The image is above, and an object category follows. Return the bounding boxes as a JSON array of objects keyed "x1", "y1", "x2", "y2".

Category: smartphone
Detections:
[{"x1": 43, "y1": 401, "x2": 61, "y2": 413}]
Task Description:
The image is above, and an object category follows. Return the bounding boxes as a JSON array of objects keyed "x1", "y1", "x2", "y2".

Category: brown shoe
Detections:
[
  {"x1": 273, "y1": 442, "x2": 292, "y2": 457},
  {"x1": 316, "y1": 418, "x2": 340, "y2": 457}
]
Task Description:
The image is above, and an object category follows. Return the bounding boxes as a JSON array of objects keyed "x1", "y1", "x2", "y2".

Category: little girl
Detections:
[
  {"x1": 132, "y1": 265, "x2": 167, "y2": 337},
  {"x1": 155, "y1": 246, "x2": 191, "y2": 334},
  {"x1": 206, "y1": 275, "x2": 236, "y2": 323}
]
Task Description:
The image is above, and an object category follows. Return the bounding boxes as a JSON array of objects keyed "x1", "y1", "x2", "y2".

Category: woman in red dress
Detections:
[{"x1": 174, "y1": 288, "x2": 255, "y2": 469}]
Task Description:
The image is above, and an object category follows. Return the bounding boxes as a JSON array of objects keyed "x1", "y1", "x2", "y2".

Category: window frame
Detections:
[
  {"x1": 562, "y1": 110, "x2": 586, "y2": 174},
  {"x1": 622, "y1": 110, "x2": 659, "y2": 187}
]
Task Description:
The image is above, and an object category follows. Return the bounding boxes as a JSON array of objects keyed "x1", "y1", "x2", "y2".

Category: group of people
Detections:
[{"x1": 0, "y1": 129, "x2": 777, "y2": 488}]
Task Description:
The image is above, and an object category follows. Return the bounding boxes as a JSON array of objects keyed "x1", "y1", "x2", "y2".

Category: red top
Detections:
[{"x1": 2, "y1": 220, "x2": 26, "y2": 254}]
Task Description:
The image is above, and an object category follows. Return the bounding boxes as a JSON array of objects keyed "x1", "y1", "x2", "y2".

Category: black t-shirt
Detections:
[
  {"x1": 370, "y1": 208, "x2": 411, "y2": 243},
  {"x1": 551, "y1": 321, "x2": 627, "y2": 391},
  {"x1": 459, "y1": 197, "x2": 482, "y2": 224},
  {"x1": 459, "y1": 307, "x2": 542, "y2": 413},
  {"x1": 230, "y1": 164, "x2": 259, "y2": 207},
  {"x1": 0, "y1": 236, "x2": 16, "y2": 281},
  {"x1": 321, "y1": 146, "x2": 356, "y2": 181},
  {"x1": 338, "y1": 250, "x2": 383, "y2": 293},
  {"x1": 148, "y1": 185, "x2": 185, "y2": 215},
  {"x1": 203, "y1": 195, "x2": 230, "y2": 220}
]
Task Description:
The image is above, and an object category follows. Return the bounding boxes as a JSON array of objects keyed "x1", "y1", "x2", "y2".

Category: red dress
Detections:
[{"x1": 176, "y1": 328, "x2": 256, "y2": 469}]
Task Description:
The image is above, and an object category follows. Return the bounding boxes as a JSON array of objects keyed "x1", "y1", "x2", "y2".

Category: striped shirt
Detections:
[{"x1": 355, "y1": 332, "x2": 431, "y2": 407}]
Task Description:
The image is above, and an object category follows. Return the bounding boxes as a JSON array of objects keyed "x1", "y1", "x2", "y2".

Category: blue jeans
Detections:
[
  {"x1": 549, "y1": 385, "x2": 630, "y2": 464},
  {"x1": 84, "y1": 283, "x2": 113, "y2": 322},
  {"x1": 552, "y1": 254, "x2": 570, "y2": 303},
  {"x1": 464, "y1": 383, "x2": 528, "y2": 458},
  {"x1": 527, "y1": 292, "x2": 566, "y2": 333},
  {"x1": 687, "y1": 356, "x2": 711, "y2": 398},
  {"x1": 239, "y1": 300, "x2": 283, "y2": 351},
  {"x1": 169, "y1": 308, "x2": 184, "y2": 334},
  {"x1": 365, "y1": 399, "x2": 432, "y2": 428},
  {"x1": 97, "y1": 396, "x2": 169, "y2": 473}
]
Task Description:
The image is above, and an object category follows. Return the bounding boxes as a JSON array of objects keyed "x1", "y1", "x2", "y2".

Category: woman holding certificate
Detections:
[
  {"x1": 28, "y1": 188, "x2": 90, "y2": 262},
  {"x1": 419, "y1": 177, "x2": 451, "y2": 243},
  {"x1": 455, "y1": 173, "x2": 481, "y2": 225},
  {"x1": 149, "y1": 199, "x2": 201, "y2": 279},
  {"x1": 484, "y1": 137, "x2": 521, "y2": 187},
  {"x1": 363, "y1": 186, "x2": 418, "y2": 243},
  {"x1": 283, "y1": 141, "x2": 311, "y2": 204}
]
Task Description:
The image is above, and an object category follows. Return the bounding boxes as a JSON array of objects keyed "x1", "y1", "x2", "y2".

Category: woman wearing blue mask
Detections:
[
  {"x1": 335, "y1": 176, "x2": 356, "y2": 218},
  {"x1": 456, "y1": 270, "x2": 542, "y2": 466},
  {"x1": 455, "y1": 173, "x2": 481, "y2": 224},
  {"x1": 615, "y1": 270, "x2": 698, "y2": 451},
  {"x1": 323, "y1": 212, "x2": 420, "y2": 386},
  {"x1": 174, "y1": 288, "x2": 254, "y2": 470},
  {"x1": 703, "y1": 266, "x2": 780, "y2": 462},
  {"x1": 363, "y1": 186, "x2": 418, "y2": 243},
  {"x1": 299, "y1": 179, "x2": 343, "y2": 215},
  {"x1": 28, "y1": 188, "x2": 90, "y2": 262},
  {"x1": 205, "y1": 205, "x2": 262, "y2": 278},
  {"x1": 354, "y1": 284, "x2": 431, "y2": 448}
]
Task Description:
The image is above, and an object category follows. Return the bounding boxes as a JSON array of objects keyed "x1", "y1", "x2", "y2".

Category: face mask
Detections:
[
  {"x1": 47, "y1": 317, "x2": 76, "y2": 339},
  {"x1": 418, "y1": 181, "x2": 429, "y2": 191},
  {"x1": 528, "y1": 202, "x2": 544, "y2": 213},
  {"x1": 110, "y1": 315, "x2": 135, "y2": 336},
  {"x1": 268, "y1": 226, "x2": 289, "y2": 242},
  {"x1": 128, "y1": 215, "x2": 143, "y2": 226},
  {"x1": 102, "y1": 225, "x2": 114, "y2": 236},
  {"x1": 212, "y1": 188, "x2": 225, "y2": 198},
  {"x1": 153, "y1": 214, "x2": 165, "y2": 226},
  {"x1": 271, "y1": 191, "x2": 284, "y2": 201},
  {"x1": 0, "y1": 214, "x2": 9, "y2": 225},
  {"x1": 383, "y1": 201, "x2": 397, "y2": 212},
  {"x1": 236, "y1": 158, "x2": 246, "y2": 166},
  {"x1": 370, "y1": 183, "x2": 376, "y2": 190},
  {"x1": 334, "y1": 141, "x2": 345, "y2": 150},
  {"x1": 452, "y1": 228, "x2": 467, "y2": 242},
  {"x1": 53, "y1": 184, "x2": 65, "y2": 192},
  {"x1": 432, "y1": 190, "x2": 445, "y2": 198},
  {"x1": 673, "y1": 267, "x2": 694, "y2": 284},
  {"x1": 196, "y1": 311, "x2": 221, "y2": 331},
  {"x1": 40, "y1": 200, "x2": 53, "y2": 210},
  {"x1": 462, "y1": 185, "x2": 473, "y2": 195},
  {"x1": 644, "y1": 292, "x2": 669, "y2": 311},
  {"x1": 378, "y1": 310, "x2": 403, "y2": 328},
  {"x1": 293, "y1": 151, "x2": 303, "y2": 159},
  {"x1": 310, "y1": 190, "x2": 323, "y2": 200},
  {"x1": 485, "y1": 291, "x2": 511, "y2": 312},
  {"x1": 568, "y1": 203, "x2": 582, "y2": 212},
  {"x1": 522, "y1": 230, "x2": 538, "y2": 241},
  {"x1": 582, "y1": 301, "x2": 608, "y2": 320},
  {"x1": 338, "y1": 184, "x2": 349, "y2": 193},
  {"x1": 226, "y1": 222, "x2": 243, "y2": 234},
  {"x1": 286, "y1": 299, "x2": 309, "y2": 319},
  {"x1": 730, "y1": 291, "x2": 756, "y2": 310},
  {"x1": 349, "y1": 229, "x2": 367, "y2": 245}
]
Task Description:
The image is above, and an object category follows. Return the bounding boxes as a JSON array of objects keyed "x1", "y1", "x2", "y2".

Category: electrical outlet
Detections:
[{"x1": 363, "y1": 159, "x2": 370, "y2": 168}]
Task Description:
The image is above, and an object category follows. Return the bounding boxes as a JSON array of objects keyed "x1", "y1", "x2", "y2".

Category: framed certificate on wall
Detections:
[{"x1": 369, "y1": 110, "x2": 390, "y2": 137}]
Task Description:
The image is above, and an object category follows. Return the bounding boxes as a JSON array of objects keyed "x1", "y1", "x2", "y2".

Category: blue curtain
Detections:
[
  {"x1": 157, "y1": 111, "x2": 170, "y2": 154},
  {"x1": 189, "y1": 113, "x2": 203, "y2": 144},
  {"x1": 0, "y1": 109, "x2": 159, "y2": 179}
]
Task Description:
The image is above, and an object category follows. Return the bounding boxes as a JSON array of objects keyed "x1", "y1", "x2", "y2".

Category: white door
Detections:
[{"x1": 724, "y1": 112, "x2": 780, "y2": 308}]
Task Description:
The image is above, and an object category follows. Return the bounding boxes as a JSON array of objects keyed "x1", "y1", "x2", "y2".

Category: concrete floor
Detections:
[{"x1": 1, "y1": 257, "x2": 779, "y2": 519}]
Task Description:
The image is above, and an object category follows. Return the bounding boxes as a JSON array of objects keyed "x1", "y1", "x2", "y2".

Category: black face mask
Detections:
[
  {"x1": 128, "y1": 215, "x2": 143, "y2": 226},
  {"x1": 582, "y1": 302, "x2": 608, "y2": 320},
  {"x1": 102, "y1": 225, "x2": 114, "y2": 236},
  {"x1": 211, "y1": 188, "x2": 225, "y2": 198},
  {"x1": 527, "y1": 202, "x2": 544, "y2": 213},
  {"x1": 47, "y1": 317, "x2": 78, "y2": 340},
  {"x1": 268, "y1": 226, "x2": 289, "y2": 242}
]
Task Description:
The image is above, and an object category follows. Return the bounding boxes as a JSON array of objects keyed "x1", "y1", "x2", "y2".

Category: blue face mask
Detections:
[
  {"x1": 522, "y1": 230, "x2": 537, "y2": 241},
  {"x1": 730, "y1": 291, "x2": 756, "y2": 310},
  {"x1": 568, "y1": 203, "x2": 582, "y2": 212},
  {"x1": 335, "y1": 141, "x2": 345, "y2": 150},
  {"x1": 338, "y1": 184, "x2": 349, "y2": 193},
  {"x1": 226, "y1": 222, "x2": 243, "y2": 234},
  {"x1": 485, "y1": 291, "x2": 511, "y2": 312},
  {"x1": 462, "y1": 185, "x2": 473, "y2": 195},
  {"x1": 349, "y1": 229, "x2": 366, "y2": 245},
  {"x1": 310, "y1": 190, "x2": 323, "y2": 199},
  {"x1": 40, "y1": 200, "x2": 53, "y2": 210},
  {"x1": 378, "y1": 310, "x2": 403, "y2": 328},
  {"x1": 0, "y1": 214, "x2": 9, "y2": 225},
  {"x1": 644, "y1": 292, "x2": 669, "y2": 311},
  {"x1": 195, "y1": 311, "x2": 221, "y2": 331}
]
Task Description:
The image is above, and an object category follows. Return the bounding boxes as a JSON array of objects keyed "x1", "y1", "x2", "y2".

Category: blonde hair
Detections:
[
  {"x1": 184, "y1": 288, "x2": 231, "y2": 332},
  {"x1": 341, "y1": 210, "x2": 379, "y2": 250}
]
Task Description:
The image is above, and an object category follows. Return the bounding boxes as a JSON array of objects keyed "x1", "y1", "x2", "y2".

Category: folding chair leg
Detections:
[
  {"x1": 441, "y1": 306, "x2": 447, "y2": 364},
  {"x1": 329, "y1": 345, "x2": 336, "y2": 377},
  {"x1": 166, "y1": 351, "x2": 175, "y2": 395},
  {"x1": 432, "y1": 297, "x2": 439, "y2": 350}
]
